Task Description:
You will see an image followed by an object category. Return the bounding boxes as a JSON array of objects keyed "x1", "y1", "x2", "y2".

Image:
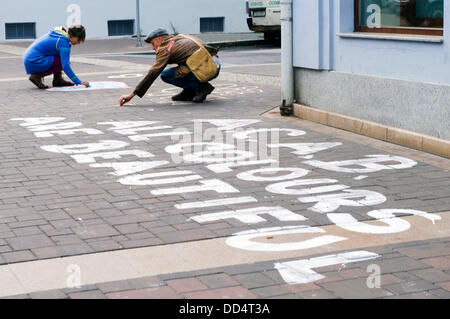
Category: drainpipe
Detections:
[
  {"x1": 136, "y1": 0, "x2": 142, "y2": 47},
  {"x1": 280, "y1": 0, "x2": 294, "y2": 116}
]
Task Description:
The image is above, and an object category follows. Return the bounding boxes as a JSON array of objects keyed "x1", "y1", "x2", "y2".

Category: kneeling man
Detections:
[{"x1": 119, "y1": 28, "x2": 220, "y2": 106}]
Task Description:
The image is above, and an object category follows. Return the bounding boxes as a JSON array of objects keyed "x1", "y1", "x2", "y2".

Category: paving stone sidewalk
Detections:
[
  {"x1": 0, "y1": 40, "x2": 449, "y2": 300},
  {"x1": 3, "y1": 237, "x2": 449, "y2": 299}
]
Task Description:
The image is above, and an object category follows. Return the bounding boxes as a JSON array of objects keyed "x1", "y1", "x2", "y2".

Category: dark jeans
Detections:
[
  {"x1": 160, "y1": 66, "x2": 220, "y2": 91},
  {"x1": 36, "y1": 56, "x2": 62, "y2": 77}
]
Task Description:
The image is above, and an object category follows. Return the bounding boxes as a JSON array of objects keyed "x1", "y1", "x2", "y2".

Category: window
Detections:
[
  {"x1": 108, "y1": 20, "x2": 134, "y2": 36},
  {"x1": 355, "y1": 0, "x2": 443, "y2": 35},
  {"x1": 200, "y1": 17, "x2": 225, "y2": 32},
  {"x1": 5, "y1": 23, "x2": 36, "y2": 40}
]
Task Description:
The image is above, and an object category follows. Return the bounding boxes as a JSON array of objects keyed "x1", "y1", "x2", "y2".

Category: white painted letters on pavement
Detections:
[{"x1": 275, "y1": 250, "x2": 380, "y2": 284}]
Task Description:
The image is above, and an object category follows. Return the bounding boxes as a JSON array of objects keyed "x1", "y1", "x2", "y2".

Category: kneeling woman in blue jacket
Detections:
[{"x1": 23, "y1": 25, "x2": 90, "y2": 89}]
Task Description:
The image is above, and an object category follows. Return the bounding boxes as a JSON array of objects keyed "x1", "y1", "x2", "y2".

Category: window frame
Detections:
[
  {"x1": 107, "y1": 19, "x2": 135, "y2": 37},
  {"x1": 200, "y1": 17, "x2": 225, "y2": 33},
  {"x1": 354, "y1": 0, "x2": 443, "y2": 36},
  {"x1": 5, "y1": 22, "x2": 36, "y2": 40}
]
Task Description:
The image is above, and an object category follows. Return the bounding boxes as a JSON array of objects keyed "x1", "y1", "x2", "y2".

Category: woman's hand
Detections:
[{"x1": 119, "y1": 93, "x2": 135, "y2": 106}]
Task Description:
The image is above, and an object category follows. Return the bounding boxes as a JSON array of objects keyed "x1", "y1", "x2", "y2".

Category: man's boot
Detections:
[
  {"x1": 29, "y1": 74, "x2": 49, "y2": 89},
  {"x1": 52, "y1": 72, "x2": 74, "y2": 87},
  {"x1": 171, "y1": 88, "x2": 196, "y2": 101},
  {"x1": 193, "y1": 82, "x2": 215, "y2": 103}
]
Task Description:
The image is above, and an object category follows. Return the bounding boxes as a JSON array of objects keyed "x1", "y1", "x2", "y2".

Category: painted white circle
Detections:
[
  {"x1": 237, "y1": 167, "x2": 309, "y2": 182},
  {"x1": 108, "y1": 74, "x2": 143, "y2": 79}
]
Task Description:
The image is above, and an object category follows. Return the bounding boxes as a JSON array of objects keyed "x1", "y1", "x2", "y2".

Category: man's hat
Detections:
[{"x1": 145, "y1": 28, "x2": 169, "y2": 43}]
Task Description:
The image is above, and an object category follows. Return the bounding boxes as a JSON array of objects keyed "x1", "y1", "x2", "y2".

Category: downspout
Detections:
[{"x1": 280, "y1": 0, "x2": 294, "y2": 116}]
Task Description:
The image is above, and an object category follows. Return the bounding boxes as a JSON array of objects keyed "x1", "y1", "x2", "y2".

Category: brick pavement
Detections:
[
  {"x1": 0, "y1": 41, "x2": 449, "y2": 300},
  {"x1": 2, "y1": 237, "x2": 449, "y2": 299}
]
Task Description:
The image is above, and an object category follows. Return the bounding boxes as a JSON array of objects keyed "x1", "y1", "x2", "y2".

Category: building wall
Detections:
[
  {"x1": 0, "y1": 0, "x2": 250, "y2": 41},
  {"x1": 292, "y1": 0, "x2": 450, "y2": 140}
]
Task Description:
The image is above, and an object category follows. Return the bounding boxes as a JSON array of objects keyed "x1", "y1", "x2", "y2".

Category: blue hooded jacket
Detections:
[{"x1": 23, "y1": 27, "x2": 81, "y2": 85}]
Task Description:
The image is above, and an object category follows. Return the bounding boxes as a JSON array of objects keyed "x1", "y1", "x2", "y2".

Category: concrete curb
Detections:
[{"x1": 293, "y1": 103, "x2": 450, "y2": 159}]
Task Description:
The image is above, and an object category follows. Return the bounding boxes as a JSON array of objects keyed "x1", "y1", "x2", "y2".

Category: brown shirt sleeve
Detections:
[{"x1": 133, "y1": 46, "x2": 170, "y2": 98}]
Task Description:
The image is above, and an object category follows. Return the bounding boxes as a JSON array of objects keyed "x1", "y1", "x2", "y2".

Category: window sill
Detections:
[{"x1": 337, "y1": 32, "x2": 443, "y2": 43}]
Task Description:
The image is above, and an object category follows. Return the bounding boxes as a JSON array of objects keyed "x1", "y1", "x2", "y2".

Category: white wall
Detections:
[
  {"x1": 0, "y1": 0, "x2": 250, "y2": 41},
  {"x1": 291, "y1": 0, "x2": 450, "y2": 140},
  {"x1": 293, "y1": 0, "x2": 450, "y2": 85}
]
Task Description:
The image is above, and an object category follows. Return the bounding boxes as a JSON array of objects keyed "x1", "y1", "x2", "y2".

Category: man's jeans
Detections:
[{"x1": 160, "y1": 57, "x2": 221, "y2": 91}]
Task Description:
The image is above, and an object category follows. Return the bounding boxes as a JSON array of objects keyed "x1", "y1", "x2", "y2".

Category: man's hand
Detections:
[
  {"x1": 119, "y1": 93, "x2": 135, "y2": 106},
  {"x1": 81, "y1": 81, "x2": 90, "y2": 87}
]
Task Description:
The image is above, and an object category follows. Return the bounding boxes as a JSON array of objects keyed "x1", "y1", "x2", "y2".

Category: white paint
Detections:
[
  {"x1": 233, "y1": 128, "x2": 306, "y2": 140},
  {"x1": 184, "y1": 149, "x2": 254, "y2": 164},
  {"x1": 303, "y1": 155, "x2": 418, "y2": 173},
  {"x1": 10, "y1": 117, "x2": 65, "y2": 127},
  {"x1": 166, "y1": 142, "x2": 231, "y2": 155},
  {"x1": 97, "y1": 121, "x2": 169, "y2": 135},
  {"x1": 129, "y1": 130, "x2": 192, "y2": 141},
  {"x1": 27, "y1": 122, "x2": 82, "y2": 132},
  {"x1": 151, "y1": 179, "x2": 240, "y2": 196},
  {"x1": 166, "y1": 142, "x2": 254, "y2": 164},
  {"x1": 237, "y1": 167, "x2": 309, "y2": 182},
  {"x1": 119, "y1": 171, "x2": 202, "y2": 186},
  {"x1": 90, "y1": 161, "x2": 169, "y2": 177},
  {"x1": 98, "y1": 121, "x2": 159, "y2": 130},
  {"x1": 117, "y1": 125, "x2": 173, "y2": 135},
  {"x1": 274, "y1": 250, "x2": 380, "y2": 285},
  {"x1": 108, "y1": 74, "x2": 143, "y2": 79},
  {"x1": 34, "y1": 128, "x2": 103, "y2": 138},
  {"x1": 298, "y1": 189, "x2": 387, "y2": 214},
  {"x1": 175, "y1": 196, "x2": 258, "y2": 209},
  {"x1": 71, "y1": 150, "x2": 154, "y2": 164},
  {"x1": 192, "y1": 119, "x2": 261, "y2": 131},
  {"x1": 354, "y1": 175, "x2": 368, "y2": 180},
  {"x1": 207, "y1": 159, "x2": 278, "y2": 174},
  {"x1": 41, "y1": 140, "x2": 128, "y2": 154},
  {"x1": 190, "y1": 206, "x2": 307, "y2": 224},
  {"x1": 46, "y1": 81, "x2": 129, "y2": 92},
  {"x1": 328, "y1": 209, "x2": 441, "y2": 234},
  {"x1": 266, "y1": 179, "x2": 349, "y2": 195},
  {"x1": 226, "y1": 226, "x2": 347, "y2": 252},
  {"x1": 268, "y1": 142, "x2": 342, "y2": 156}
]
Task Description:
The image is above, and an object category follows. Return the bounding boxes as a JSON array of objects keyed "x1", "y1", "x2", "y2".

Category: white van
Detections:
[{"x1": 246, "y1": 0, "x2": 281, "y2": 43}]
